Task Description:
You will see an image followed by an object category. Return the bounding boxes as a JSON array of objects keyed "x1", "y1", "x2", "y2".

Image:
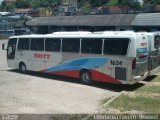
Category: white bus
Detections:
[
  {"x1": 97, "y1": 31, "x2": 160, "y2": 76},
  {"x1": 2, "y1": 32, "x2": 149, "y2": 85},
  {"x1": 145, "y1": 32, "x2": 160, "y2": 75}
]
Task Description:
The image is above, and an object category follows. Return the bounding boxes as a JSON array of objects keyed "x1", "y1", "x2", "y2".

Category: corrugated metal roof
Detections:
[
  {"x1": 27, "y1": 14, "x2": 136, "y2": 27},
  {"x1": 131, "y1": 13, "x2": 160, "y2": 26}
]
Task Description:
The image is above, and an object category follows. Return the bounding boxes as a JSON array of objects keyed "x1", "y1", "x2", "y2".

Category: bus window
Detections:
[
  {"x1": 81, "y1": 39, "x2": 102, "y2": 54},
  {"x1": 45, "y1": 38, "x2": 61, "y2": 52},
  {"x1": 17, "y1": 38, "x2": 30, "y2": 50},
  {"x1": 7, "y1": 38, "x2": 17, "y2": 59},
  {"x1": 154, "y1": 35, "x2": 160, "y2": 49},
  {"x1": 62, "y1": 38, "x2": 80, "y2": 53},
  {"x1": 104, "y1": 38, "x2": 129, "y2": 55},
  {"x1": 30, "y1": 38, "x2": 44, "y2": 51}
]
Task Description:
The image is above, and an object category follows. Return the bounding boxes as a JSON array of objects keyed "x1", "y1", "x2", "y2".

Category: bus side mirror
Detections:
[{"x1": 2, "y1": 43, "x2": 7, "y2": 50}]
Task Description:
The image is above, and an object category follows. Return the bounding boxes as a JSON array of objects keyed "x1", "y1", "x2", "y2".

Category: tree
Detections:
[
  {"x1": 89, "y1": 0, "x2": 108, "y2": 7},
  {"x1": 0, "y1": 1, "x2": 15, "y2": 11},
  {"x1": 118, "y1": 0, "x2": 141, "y2": 13},
  {"x1": 31, "y1": 0, "x2": 61, "y2": 8},
  {"x1": 78, "y1": 0, "x2": 108, "y2": 7},
  {"x1": 80, "y1": 2, "x2": 91, "y2": 14},
  {"x1": 31, "y1": 0, "x2": 49, "y2": 8},
  {"x1": 144, "y1": 0, "x2": 160, "y2": 5},
  {"x1": 15, "y1": 0, "x2": 31, "y2": 8},
  {"x1": 107, "y1": 0, "x2": 118, "y2": 6}
]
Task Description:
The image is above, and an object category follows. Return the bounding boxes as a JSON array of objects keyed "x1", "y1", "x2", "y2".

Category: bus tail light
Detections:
[
  {"x1": 138, "y1": 53, "x2": 147, "y2": 58},
  {"x1": 132, "y1": 58, "x2": 136, "y2": 69}
]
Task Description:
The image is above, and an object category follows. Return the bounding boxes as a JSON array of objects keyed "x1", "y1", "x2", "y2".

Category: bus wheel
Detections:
[
  {"x1": 19, "y1": 63, "x2": 27, "y2": 73},
  {"x1": 80, "y1": 70, "x2": 92, "y2": 84}
]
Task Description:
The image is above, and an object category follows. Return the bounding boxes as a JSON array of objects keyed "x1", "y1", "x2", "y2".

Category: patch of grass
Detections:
[
  {"x1": 101, "y1": 97, "x2": 112, "y2": 105},
  {"x1": 144, "y1": 75, "x2": 160, "y2": 82},
  {"x1": 107, "y1": 95, "x2": 160, "y2": 113},
  {"x1": 135, "y1": 85, "x2": 160, "y2": 94},
  {"x1": 151, "y1": 75, "x2": 160, "y2": 82}
]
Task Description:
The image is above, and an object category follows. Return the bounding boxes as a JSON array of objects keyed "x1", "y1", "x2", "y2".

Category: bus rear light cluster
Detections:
[{"x1": 132, "y1": 58, "x2": 136, "y2": 69}]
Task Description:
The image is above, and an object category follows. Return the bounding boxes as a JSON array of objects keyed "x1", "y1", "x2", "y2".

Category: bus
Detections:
[
  {"x1": 2, "y1": 31, "x2": 149, "y2": 85},
  {"x1": 115, "y1": 31, "x2": 160, "y2": 76},
  {"x1": 143, "y1": 32, "x2": 160, "y2": 76},
  {"x1": 97, "y1": 31, "x2": 160, "y2": 76}
]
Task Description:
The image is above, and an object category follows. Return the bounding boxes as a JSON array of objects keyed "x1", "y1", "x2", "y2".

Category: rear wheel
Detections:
[
  {"x1": 80, "y1": 70, "x2": 92, "y2": 84},
  {"x1": 19, "y1": 63, "x2": 27, "y2": 73}
]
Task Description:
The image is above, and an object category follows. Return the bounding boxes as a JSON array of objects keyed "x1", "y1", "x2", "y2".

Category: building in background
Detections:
[
  {"x1": 26, "y1": 13, "x2": 160, "y2": 34},
  {"x1": 59, "y1": 0, "x2": 78, "y2": 16},
  {"x1": 15, "y1": 8, "x2": 31, "y2": 16}
]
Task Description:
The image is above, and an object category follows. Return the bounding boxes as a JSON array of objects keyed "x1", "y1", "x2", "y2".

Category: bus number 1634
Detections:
[{"x1": 110, "y1": 60, "x2": 122, "y2": 66}]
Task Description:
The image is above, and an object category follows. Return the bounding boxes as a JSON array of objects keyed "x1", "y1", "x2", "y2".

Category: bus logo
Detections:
[{"x1": 34, "y1": 54, "x2": 50, "y2": 59}]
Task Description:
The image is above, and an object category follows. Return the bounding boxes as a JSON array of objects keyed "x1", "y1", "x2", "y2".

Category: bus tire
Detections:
[
  {"x1": 19, "y1": 62, "x2": 27, "y2": 73},
  {"x1": 80, "y1": 70, "x2": 92, "y2": 84}
]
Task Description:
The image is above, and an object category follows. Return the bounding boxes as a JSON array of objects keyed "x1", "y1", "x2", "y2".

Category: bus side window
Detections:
[
  {"x1": 154, "y1": 36, "x2": 160, "y2": 49},
  {"x1": 62, "y1": 38, "x2": 80, "y2": 53},
  {"x1": 30, "y1": 38, "x2": 44, "y2": 51},
  {"x1": 45, "y1": 38, "x2": 61, "y2": 52},
  {"x1": 17, "y1": 38, "x2": 30, "y2": 50},
  {"x1": 104, "y1": 38, "x2": 129, "y2": 55},
  {"x1": 81, "y1": 39, "x2": 102, "y2": 54}
]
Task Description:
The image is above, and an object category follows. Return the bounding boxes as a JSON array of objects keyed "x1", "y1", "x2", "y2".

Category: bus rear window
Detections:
[
  {"x1": 103, "y1": 38, "x2": 129, "y2": 55},
  {"x1": 154, "y1": 35, "x2": 160, "y2": 49}
]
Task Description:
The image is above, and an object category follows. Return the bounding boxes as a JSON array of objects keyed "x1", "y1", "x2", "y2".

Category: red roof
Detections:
[{"x1": 16, "y1": 8, "x2": 31, "y2": 12}]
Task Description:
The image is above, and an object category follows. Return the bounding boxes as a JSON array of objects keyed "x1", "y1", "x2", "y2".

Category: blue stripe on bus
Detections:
[
  {"x1": 44, "y1": 57, "x2": 108, "y2": 73},
  {"x1": 137, "y1": 48, "x2": 147, "y2": 53}
]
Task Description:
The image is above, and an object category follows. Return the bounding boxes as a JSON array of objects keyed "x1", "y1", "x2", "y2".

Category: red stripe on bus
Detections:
[
  {"x1": 90, "y1": 70, "x2": 122, "y2": 84},
  {"x1": 46, "y1": 70, "x2": 121, "y2": 84},
  {"x1": 48, "y1": 70, "x2": 80, "y2": 78}
]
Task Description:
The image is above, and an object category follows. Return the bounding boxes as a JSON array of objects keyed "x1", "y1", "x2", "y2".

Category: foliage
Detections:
[
  {"x1": 89, "y1": 0, "x2": 108, "y2": 7},
  {"x1": 15, "y1": 0, "x2": 31, "y2": 8},
  {"x1": 31, "y1": 0, "x2": 61, "y2": 8},
  {"x1": 0, "y1": 1, "x2": 15, "y2": 12},
  {"x1": 107, "y1": 0, "x2": 118, "y2": 6},
  {"x1": 80, "y1": 2, "x2": 91, "y2": 15},
  {"x1": 31, "y1": 0, "x2": 49, "y2": 8},
  {"x1": 144, "y1": 0, "x2": 160, "y2": 5},
  {"x1": 118, "y1": 0, "x2": 141, "y2": 13}
]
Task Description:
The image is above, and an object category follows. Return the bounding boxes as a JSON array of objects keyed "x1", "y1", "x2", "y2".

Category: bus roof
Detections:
[{"x1": 9, "y1": 31, "x2": 141, "y2": 40}]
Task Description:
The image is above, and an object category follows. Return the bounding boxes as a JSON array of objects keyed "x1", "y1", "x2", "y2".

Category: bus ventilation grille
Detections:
[{"x1": 115, "y1": 67, "x2": 127, "y2": 81}]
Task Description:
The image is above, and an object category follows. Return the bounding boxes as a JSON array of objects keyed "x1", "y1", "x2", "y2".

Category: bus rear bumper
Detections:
[{"x1": 127, "y1": 71, "x2": 148, "y2": 84}]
